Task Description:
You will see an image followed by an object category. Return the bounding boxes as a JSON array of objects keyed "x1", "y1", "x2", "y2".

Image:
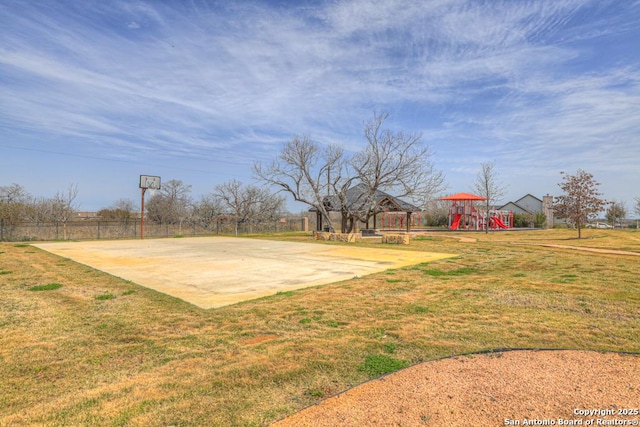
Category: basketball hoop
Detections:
[
  {"x1": 148, "y1": 188, "x2": 157, "y2": 197},
  {"x1": 140, "y1": 175, "x2": 161, "y2": 191}
]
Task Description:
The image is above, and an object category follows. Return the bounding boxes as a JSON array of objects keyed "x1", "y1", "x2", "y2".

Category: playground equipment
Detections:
[
  {"x1": 487, "y1": 210, "x2": 513, "y2": 229},
  {"x1": 451, "y1": 213, "x2": 463, "y2": 230},
  {"x1": 440, "y1": 192, "x2": 513, "y2": 230}
]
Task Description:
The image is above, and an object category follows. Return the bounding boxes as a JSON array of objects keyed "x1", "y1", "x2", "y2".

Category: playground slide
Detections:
[
  {"x1": 493, "y1": 217, "x2": 509, "y2": 229},
  {"x1": 450, "y1": 213, "x2": 463, "y2": 230}
]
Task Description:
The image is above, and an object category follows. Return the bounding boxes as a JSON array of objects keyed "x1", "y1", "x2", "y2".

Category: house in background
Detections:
[
  {"x1": 75, "y1": 211, "x2": 99, "y2": 220},
  {"x1": 498, "y1": 194, "x2": 555, "y2": 228}
]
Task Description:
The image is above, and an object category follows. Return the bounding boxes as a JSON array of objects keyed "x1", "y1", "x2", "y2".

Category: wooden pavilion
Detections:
[{"x1": 313, "y1": 184, "x2": 421, "y2": 233}]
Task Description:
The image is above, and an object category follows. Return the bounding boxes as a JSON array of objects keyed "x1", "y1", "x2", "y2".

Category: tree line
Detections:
[
  {"x1": 2, "y1": 112, "x2": 639, "y2": 240},
  {"x1": 0, "y1": 183, "x2": 79, "y2": 228},
  {"x1": 0, "y1": 180, "x2": 286, "y2": 239},
  {"x1": 102, "y1": 179, "x2": 286, "y2": 237}
]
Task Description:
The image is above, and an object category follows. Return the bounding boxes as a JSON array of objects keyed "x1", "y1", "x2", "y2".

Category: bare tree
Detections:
[
  {"x1": 0, "y1": 184, "x2": 31, "y2": 220},
  {"x1": 356, "y1": 112, "x2": 444, "y2": 202},
  {"x1": 0, "y1": 183, "x2": 32, "y2": 240},
  {"x1": 49, "y1": 184, "x2": 79, "y2": 239},
  {"x1": 340, "y1": 112, "x2": 445, "y2": 232},
  {"x1": 114, "y1": 198, "x2": 136, "y2": 214},
  {"x1": 214, "y1": 179, "x2": 285, "y2": 236},
  {"x1": 193, "y1": 194, "x2": 224, "y2": 232},
  {"x1": 254, "y1": 135, "x2": 344, "y2": 232},
  {"x1": 0, "y1": 183, "x2": 29, "y2": 203},
  {"x1": 254, "y1": 112, "x2": 444, "y2": 233},
  {"x1": 97, "y1": 198, "x2": 137, "y2": 237},
  {"x1": 554, "y1": 170, "x2": 606, "y2": 238},
  {"x1": 473, "y1": 161, "x2": 507, "y2": 233},
  {"x1": 146, "y1": 179, "x2": 192, "y2": 233},
  {"x1": 25, "y1": 196, "x2": 52, "y2": 225},
  {"x1": 605, "y1": 200, "x2": 627, "y2": 228},
  {"x1": 98, "y1": 198, "x2": 137, "y2": 221}
]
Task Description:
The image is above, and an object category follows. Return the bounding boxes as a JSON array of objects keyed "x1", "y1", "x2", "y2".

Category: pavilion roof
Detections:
[
  {"x1": 311, "y1": 183, "x2": 420, "y2": 213},
  {"x1": 439, "y1": 192, "x2": 487, "y2": 201}
]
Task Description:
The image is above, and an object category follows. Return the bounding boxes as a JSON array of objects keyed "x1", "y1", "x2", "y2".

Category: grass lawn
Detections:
[{"x1": 1, "y1": 229, "x2": 638, "y2": 426}]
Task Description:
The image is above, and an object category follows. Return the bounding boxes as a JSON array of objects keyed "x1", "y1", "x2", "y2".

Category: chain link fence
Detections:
[{"x1": 0, "y1": 216, "x2": 315, "y2": 242}]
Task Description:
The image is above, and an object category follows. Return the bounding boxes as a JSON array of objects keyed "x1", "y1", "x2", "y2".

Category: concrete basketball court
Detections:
[{"x1": 34, "y1": 237, "x2": 456, "y2": 309}]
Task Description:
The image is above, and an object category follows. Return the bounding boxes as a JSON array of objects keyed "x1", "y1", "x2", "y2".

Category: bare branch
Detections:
[
  {"x1": 253, "y1": 135, "x2": 343, "y2": 232},
  {"x1": 253, "y1": 112, "x2": 445, "y2": 233},
  {"x1": 213, "y1": 179, "x2": 284, "y2": 236},
  {"x1": 472, "y1": 161, "x2": 508, "y2": 233}
]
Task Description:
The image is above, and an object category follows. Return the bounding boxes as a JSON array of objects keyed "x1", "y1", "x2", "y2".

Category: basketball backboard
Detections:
[{"x1": 139, "y1": 175, "x2": 161, "y2": 190}]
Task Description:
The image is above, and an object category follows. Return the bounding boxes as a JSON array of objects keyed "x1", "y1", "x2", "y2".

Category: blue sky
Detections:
[{"x1": 1, "y1": 0, "x2": 639, "y2": 213}]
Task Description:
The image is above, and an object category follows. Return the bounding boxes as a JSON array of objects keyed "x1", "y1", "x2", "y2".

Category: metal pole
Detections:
[{"x1": 141, "y1": 187, "x2": 147, "y2": 239}]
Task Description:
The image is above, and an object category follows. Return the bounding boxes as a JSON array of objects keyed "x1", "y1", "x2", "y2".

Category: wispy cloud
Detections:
[{"x1": 1, "y1": 0, "x2": 639, "y2": 207}]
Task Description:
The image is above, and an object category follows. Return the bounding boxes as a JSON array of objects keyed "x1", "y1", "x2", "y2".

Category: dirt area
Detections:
[
  {"x1": 534, "y1": 244, "x2": 640, "y2": 256},
  {"x1": 272, "y1": 350, "x2": 639, "y2": 426}
]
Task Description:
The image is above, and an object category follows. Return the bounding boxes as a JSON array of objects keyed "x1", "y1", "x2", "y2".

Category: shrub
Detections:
[
  {"x1": 381, "y1": 234, "x2": 409, "y2": 245},
  {"x1": 313, "y1": 232, "x2": 356, "y2": 242}
]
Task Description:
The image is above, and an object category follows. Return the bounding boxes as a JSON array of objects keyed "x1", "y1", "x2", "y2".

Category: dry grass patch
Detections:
[{"x1": 0, "y1": 229, "x2": 639, "y2": 426}]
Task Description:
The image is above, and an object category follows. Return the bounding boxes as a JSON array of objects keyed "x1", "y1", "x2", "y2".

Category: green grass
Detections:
[
  {"x1": 94, "y1": 293, "x2": 115, "y2": 300},
  {"x1": 358, "y1": 354, "x2": 410, "y2": 376},
  {"x1": 0, "y1": 229, "x2": 639, "y2": 426},
  {"x1": 383, "y1": 343, "x2": 397, "y2": 354},
  {"x1": 27, "y1": 283, "x2": 63, "y2": 291},
  {"x1": 275, "y1": 291, "x2": 295, "y2": 297},
  {"x1": 424, "y1": 267, "x2": 476, "y2": 276}
]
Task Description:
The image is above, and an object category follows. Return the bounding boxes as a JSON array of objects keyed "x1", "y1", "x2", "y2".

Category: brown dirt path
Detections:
[
  {"x1": 272, "y1": 350, "x2": 639, "y2": 426},
  {"x1": 532, "y1": 244, "x2": 640, "y2": 256}
]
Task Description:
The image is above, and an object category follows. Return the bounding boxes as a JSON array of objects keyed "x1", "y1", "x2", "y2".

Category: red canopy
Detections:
[{"x1": 439, "y1": 192, "x2": 486, "y2": 201}]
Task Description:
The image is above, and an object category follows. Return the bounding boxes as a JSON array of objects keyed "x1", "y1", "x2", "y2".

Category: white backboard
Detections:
[{"x1": 139, "y1": 175, "x2": 161, "y2": 190}]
